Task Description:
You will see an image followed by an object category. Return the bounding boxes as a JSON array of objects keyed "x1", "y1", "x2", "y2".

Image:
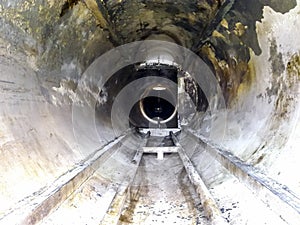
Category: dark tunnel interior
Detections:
[{"x1": 0, "y1": 0, "x2": 299, "y2": 224}]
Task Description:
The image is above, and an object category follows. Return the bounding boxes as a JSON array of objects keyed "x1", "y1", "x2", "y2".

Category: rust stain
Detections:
[
  {"x1": 119, "y1": 186, "x2": 142, "y2": 223},
  {"x1": 200, "y1": 44, "x2": 253, "y2": 105},
  {"x1": 287, "y1": 52, "x2": 300, "y2": 79}
]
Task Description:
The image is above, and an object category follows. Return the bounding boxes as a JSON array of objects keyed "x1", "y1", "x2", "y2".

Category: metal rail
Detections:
[
  {"x1": 185, "y1": 129, "x2": 300, "y2": 225},
  {"x1": 0, "y1": 134, "x2": 128, "y2": 225},
  {"x1": 99, "y1": 142, "x2": 146, "y2": 225},
  {"x1": 171, "y1": 132, "x2": 228, "y2": 225},
  {"x1": 4, "y1": 128, "x2": 297, "y2": 225}
]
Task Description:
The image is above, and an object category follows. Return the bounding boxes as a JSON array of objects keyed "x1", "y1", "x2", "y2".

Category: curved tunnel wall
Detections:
[{"x1": 0, "y1": 0, "x2": 299, "y2": 221}]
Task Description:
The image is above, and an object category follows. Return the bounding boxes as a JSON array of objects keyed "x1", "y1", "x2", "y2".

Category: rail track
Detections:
[{"x1": 0, "y1": 129, "x2": 299, "y2": 225}]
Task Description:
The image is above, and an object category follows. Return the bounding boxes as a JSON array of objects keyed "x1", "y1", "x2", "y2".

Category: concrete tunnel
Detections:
[{"x1": 0, "y1": 0, "x2": 300, "y2": 224}]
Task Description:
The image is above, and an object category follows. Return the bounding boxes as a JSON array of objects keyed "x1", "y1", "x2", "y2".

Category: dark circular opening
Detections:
[{"x1": 141, "y1": 96, "x2": 175, "y2": 122}]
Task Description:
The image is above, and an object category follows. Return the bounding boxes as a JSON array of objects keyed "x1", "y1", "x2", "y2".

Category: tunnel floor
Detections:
[
  {"x1": 40, "y1": 144, "x2": 207, "y2": 224},
  {"x1": 36, "y1": 135, "x2": 290, "y2": 225}
]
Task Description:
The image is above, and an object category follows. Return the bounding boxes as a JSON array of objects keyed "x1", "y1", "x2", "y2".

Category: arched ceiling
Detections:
[{"x1": 0, "y1": 0, "x2": 297, "y2": 104}]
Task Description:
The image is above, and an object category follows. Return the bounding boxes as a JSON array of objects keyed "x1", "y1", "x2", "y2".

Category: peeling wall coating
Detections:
[
  {"x1": 0, "y1": 0, "x2": 297, "y2": 102},
  {"x1": 0, "y1": 0, "x2": 300, "y2": 224}
]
